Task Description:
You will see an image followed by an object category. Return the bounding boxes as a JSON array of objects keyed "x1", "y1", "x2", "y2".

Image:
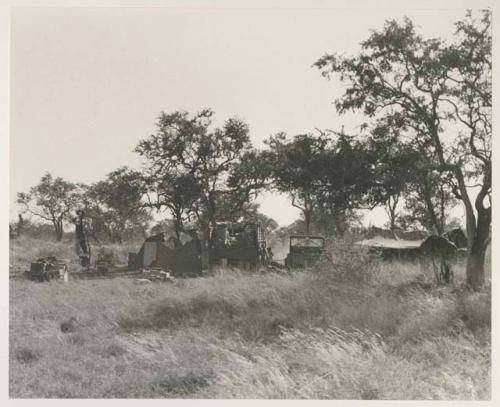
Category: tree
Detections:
[
  {"x1": 143, "y1": 172, "x2": 201, "y2": 240},
  {"x1": 442, "y1": 11, "x2": 492, "y2": 288},
  {"x1": 314, "y1": 132, "x2": 376, "y2": 236},
  {"x1": 17, "y1": 173, "x2": 79, "y2": 241},
  {"x1": 315, "y1": 11, "x2": 491, "y2": 289},
  {"x1": 136, "y1": 109, "x2": 268, "y2": 243},
  {"x1": 83, "y1": 167, "x2": 151, "y2": 243},
  {"x1": 265, "y1": 133, "x2": 327, "y2": 234},
  {"x1": 367, "y1": 118, "x2": 417, "y2": 230},
  {"x1": 366, "y1": 114, "x2": 459, "y2": 234},
  {"x1": 266, "y1": 131, "x2": 374, "y2": 236},
  {"x1": 400, "y1": 164, "x2": 458, "y2": 234}
]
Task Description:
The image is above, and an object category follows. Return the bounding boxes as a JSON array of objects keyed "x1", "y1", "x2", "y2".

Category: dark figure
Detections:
[
  {"x1": 74, "y1": 209, "x2": 91, "y2": 268},
  {"x1": 17, "y1": 214, "x2": 24, "y2": 237},
  {"x1": 188, "y1": 230, "x2": 202, "y2": 252},
  {"x1": 267, "y1": 247, "x2": 274, "y2": 262},
  {"x1": 420, "y1": 236, "x2": 457, "y2": 285}
]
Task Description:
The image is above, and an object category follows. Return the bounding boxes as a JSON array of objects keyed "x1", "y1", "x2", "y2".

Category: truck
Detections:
[
  {"x1": 28, "y1": 257, "x2": 69, "y2": 281},
  {"x1": 209, "y1": 222, "x2": 267, "y2": 269}
]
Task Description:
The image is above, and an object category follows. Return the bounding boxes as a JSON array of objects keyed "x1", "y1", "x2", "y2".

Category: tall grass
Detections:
[
  {"x1": 9, "y1": 238, "x2": 490, "y2": 399},
  {"x1": 9, "y1": 236, "x2": 140, "y2": 272}
]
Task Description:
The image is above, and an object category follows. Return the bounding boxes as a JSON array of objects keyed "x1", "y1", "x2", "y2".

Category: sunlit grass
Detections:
[{"x1": 9, "y1": 237, "x2": 490, "y2": 399}]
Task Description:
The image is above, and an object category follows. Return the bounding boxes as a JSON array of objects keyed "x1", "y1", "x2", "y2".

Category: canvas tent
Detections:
[
  {"x1": 355, "y1": 228, "x2": 427, "y2": 261},
  {"x1": 355, "y1": 227, "x2": 468, "y2": 262}
]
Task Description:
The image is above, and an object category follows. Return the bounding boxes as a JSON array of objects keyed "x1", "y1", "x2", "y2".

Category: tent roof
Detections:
[{"x1": 355, "y1": 237, "x2": 424, "y2": 250}]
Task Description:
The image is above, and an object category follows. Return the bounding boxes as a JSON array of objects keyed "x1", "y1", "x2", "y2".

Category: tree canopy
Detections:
[
  {"x1": 135, "y1": 109, "x2": 269, "y2": 241},
  {"x1": 315, "y1": 10, "x2": 491, "y2": 288},
  {"x1": 17, "y1": 173, "x2": 80, "y2": 241},
  {"x1": 82, "y1": 167, "x2": 151, "y2": 243}
]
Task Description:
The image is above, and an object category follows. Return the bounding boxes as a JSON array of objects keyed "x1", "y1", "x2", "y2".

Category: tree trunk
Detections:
[
  {"x1": 466, "y1": 245, "x2": 486, "y2": 289},
  {"x1": 173, "y1": 213, "x2": 182, "y2": 241},
  {"x1": 385, "y1": 195, "x2": 399, "y2": 230},
  {"x1": 389, "y1": 214, "x2": 396, "y2": 231},
  {"x1": 335, "y1": 213, "x2": 347, "y2": 237},
  {"x1": 421, "y1": 185, "x2": 442, "y2": 235},
  {"x1": 466, "y1": 206, "x2": 490, "y2": 289},
  {"x1": 107, "y1": 229, "x2": 115, "y2": 243},
  {"x1": 54, "y1": 222, "x2": 63, "y2": 241},
  {"x1": 303, "y1": 209, "x2": 311, "y2": 235},
  {"x1": 17, "y1": 214, "x2": 24, "y2": 237}
]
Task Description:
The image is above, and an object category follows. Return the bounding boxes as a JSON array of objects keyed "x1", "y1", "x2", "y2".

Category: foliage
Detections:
[
  {"x1": 145, "y1": 172, "x2": 200, "y2": 239},
  {"x1": 314, "y1": 133, "x2": 375, "y2": 235},
  {"x1": 265, "y1": 133, "x2": 327, "y2": 234},
  {"x1": 17, "y1": 173, "x2": 80, "y2": 241},
  {"x1": 401, "y1": 172, "x2": 459, "y2": 233},
  {"x1": 83, "y1": 167, "x2": 151, "y2": 243},
  {"x1": 9, "y1": 217, "x2": 55, "y2": 240},
  {"x1": 314, "y1": 238, "x2": 381, "y2": 284},
  {"x1": 135, "y1": 110, "x2": 269, "y2": 240},
  {"x1": 266, "y1": 132, "x2": 374, "y2": 235},
  {"x1": 315, "y1": 10, "x2": 491, "y2": 288},
  {"x1": 367, "y1": 121, "x2": 417, "y2": 229}
]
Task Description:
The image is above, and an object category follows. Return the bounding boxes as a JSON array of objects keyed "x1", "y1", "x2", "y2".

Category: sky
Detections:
[{"x1": 10, "y1": 5, "x2": 470, "y2": 226}]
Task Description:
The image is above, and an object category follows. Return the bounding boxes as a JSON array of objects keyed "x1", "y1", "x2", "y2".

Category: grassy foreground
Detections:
[{"x1": 9, "y1": 238, "x2": 490, "y2": 399}]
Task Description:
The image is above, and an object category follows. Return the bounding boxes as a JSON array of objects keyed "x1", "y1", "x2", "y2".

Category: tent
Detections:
[
  {"x1": 356, "y1": 228, "x2": 428, "y2": 261},
  {"x1": 356, "y1": 227, "x2": 466, "y2": 263}
]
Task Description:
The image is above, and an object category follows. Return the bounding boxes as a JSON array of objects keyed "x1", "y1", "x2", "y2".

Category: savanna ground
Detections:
[{"x1": 9, "y1": 236, "x2": 491, "y2": 399}]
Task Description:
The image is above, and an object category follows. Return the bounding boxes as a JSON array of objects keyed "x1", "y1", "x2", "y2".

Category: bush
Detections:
[
  {"x1": 313, "y1": 238, "x2": 380, "y2": 284},
  {"x1": 14, "y1": 347, "x2": 40, "y2": 364}
]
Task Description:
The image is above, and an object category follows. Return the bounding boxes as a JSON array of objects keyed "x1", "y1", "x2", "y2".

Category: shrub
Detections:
[
  {"x1": 314, "y1": 238, "x2": 380, "y2": 284},
  {"x1": 14, "y1": 347, "x2": 40, "y2": 364}
]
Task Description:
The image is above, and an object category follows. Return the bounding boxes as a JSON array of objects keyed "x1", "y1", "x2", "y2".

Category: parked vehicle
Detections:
[
  {"x1": 285, "y1": 235, "x2": 325, "y2": 269},
  {"x1": 128, "y1": 233, "x2": 203, "y2": 277},
  {"x1": 209, "y1": 222, "x2": 267, "y2": 269},
  {"x1": 28, "y1": 257, "x2": 69, "y2": 281}
]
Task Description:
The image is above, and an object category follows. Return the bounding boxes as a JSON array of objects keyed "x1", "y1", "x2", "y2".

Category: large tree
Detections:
[
  {"x1": 266, "y1": 131, "x2": 374, "y2": 235},
  {"x1": 135, "y1": 109, "x2": 268, "y2": 242},
  {"x1": 315, "y1": 11, "x2": 491, "y2": 289},
  {"x1": 368, "y1": 119, "x2": 457, "y2": 233},
  {"x1": 83, "y1": 167, "x2": 151, "y2": 243},
  {"x1": 367, "y1": 118, "x2": 418, "y2": 230},
  {"x1": 17, "y1": 173, "x2": 79, "y2": 241},
  {"x1": 314, "y1": 132, "x2": 376, "y2": 236},
  {"x1": 142, "y1": 172, "x2": 201, "y2": 240},
  {"x1": 265, "y1": 133, "x2": 327, "y2": 234}
]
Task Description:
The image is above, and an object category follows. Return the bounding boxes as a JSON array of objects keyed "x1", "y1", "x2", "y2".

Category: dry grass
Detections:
[
  {"x1": 9, "y1": 238, "x2": 490, "y2": 399},
  {"x1": 9, "y1": 236, "x2": 139, "y2": 272}
]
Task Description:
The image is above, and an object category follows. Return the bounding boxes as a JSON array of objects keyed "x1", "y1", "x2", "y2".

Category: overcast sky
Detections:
[{"x1": 10, "y1": 6, "x2": 470, "y2": 226}]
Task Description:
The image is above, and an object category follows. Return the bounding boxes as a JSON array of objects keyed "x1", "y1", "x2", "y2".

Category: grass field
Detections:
[{"x1": 9, "y1": 237, "x2": 491, "y2": 399}]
